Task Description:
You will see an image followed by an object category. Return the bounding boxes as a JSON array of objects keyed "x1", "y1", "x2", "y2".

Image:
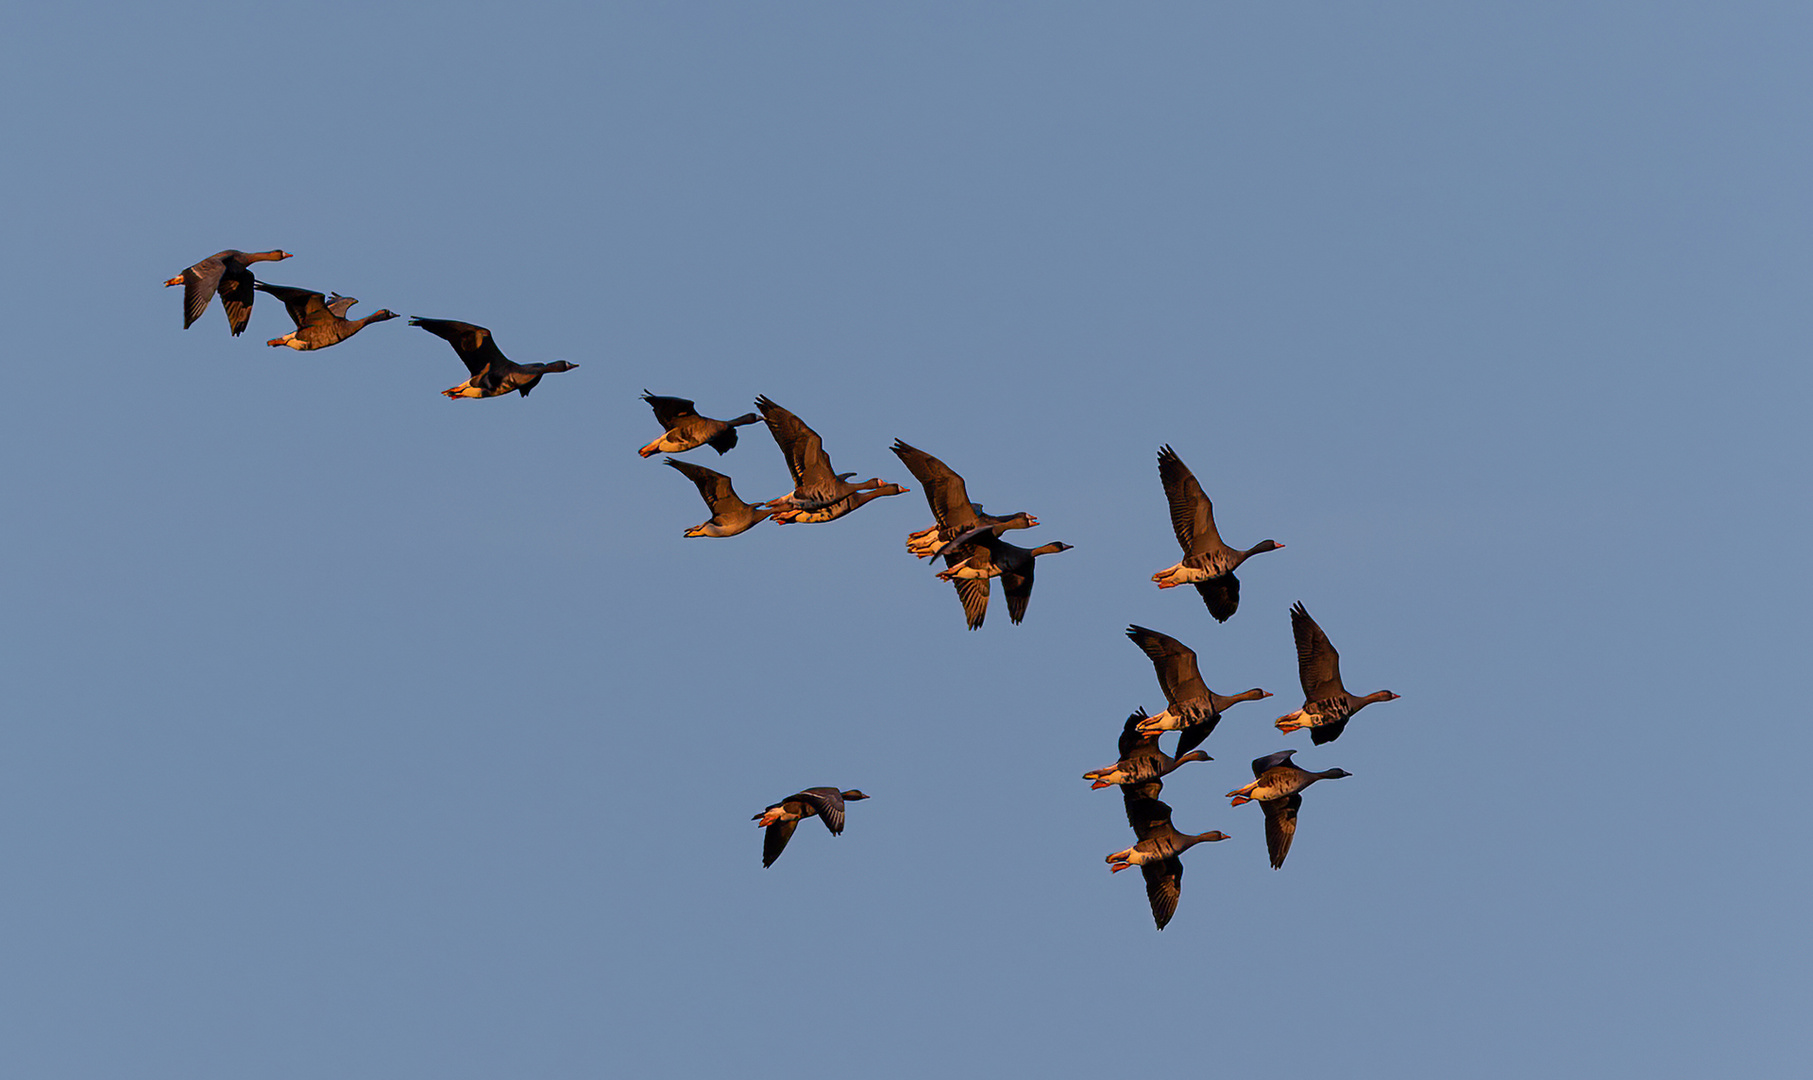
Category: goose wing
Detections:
[
  {"x1": 1125, "y1": 625, "x2": 1210, "y2": 706},
  {"x1": 1261, "y1": 793, "x2": 1301, "y2": 869},
  {"x1": 756, "y1": 396, "x2": 838, "y2": 495},
  {"x1": 1117, "y1": 707, "x2": 1160, "y2": 761},
  {"x1": 1251, "y1": 749, "x2": 1297, "y2": 777},
  {"x1": 216, "y1": 263, "x2": 259, "y2": 336},
  {"x1": 1140, "y1": 858, "x2": 1183, "y2": 930},
  {"x1": 665, "y1": 458, "x2": 744, "y2": 513},
  {"x1": 794, "y1": 787, "x2": 848, "y2": 834},
  {"x1": 952, "y1": 573, "x2": 990, "y2": 630},
  {"x1": 1123, "y1": 794, "x2": 1178, "y2": 842},
  {"x1": 254, "y1": 282, "x2": 329, "y2": 329},
  {"x1": 177, "y1": 251, "x2": 232, "y2": 329},
  {"x1": 643, "y1": 392, "x2": 701, "y2": 429},
  {"x1": 1290, "y1": 602, "x2": 1346, "y2": 701},
  {"x1": 761, "y1": 818, "x2": 800, "y2": 867},
  {"x1": 1157, "y1": 445, "x2": 1223, "y2": 556},
  {"x1": 324, "y1": 293, "x2": 359, "y2": 319},
  {"x1": 1194, "y1": 576, "x2": 1241, "y2": 623},
  {"x1": 410, "y1": 318, "x2": 513, "y2": 379},
  {"x1": 891, "y1": 440, "x2": 978, "y2": 529}
]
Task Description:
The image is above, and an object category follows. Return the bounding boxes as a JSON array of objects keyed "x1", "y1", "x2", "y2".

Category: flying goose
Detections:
[
  {"x1": 639, "y1": 392, "x2": 761, "y2": 457},
  {"x1": 1107, "y1": 793, "x2": 1230, "y2": 931},
  {"x1": 753, "y1": 788, "x2": 870, "y2": 867},
  {"x1": 164, "y1": 249, "x2": 292, "y2": 334},
  {"x1": 664, "y1": 458, "x2": 772, "y2": 537},
  {"x1": 410, "y1": 317, "x2": 579, "y2": 398},
  {"x1": 755, "y1": 396, "x2": 892, "y2": 511},
  {"x1": 1084, "y1": 707, "x2": 1211, "y2": 791},
  {"x1": 1126, "y1": 625, "x2": 1272, "y2": 756},
  {"x1": 1150, "y1": 444, "x2": 1282, "y2": 621},
  {"x1": 934, "y1": 527, "x2": 1072, "y2": 627},
  {"x1": 1227, "y1": 749, "x2": 1352, "y2": 868},
  {"x1": 889, "y1": 439, "x2": 1037, "y2": 559},
  {"x1": 770, "y1": 483, "x2": 910, "y2": 525},
  {"x1": 1275, "y1": 601, "x2": 1400, "y2": 744},
  {"x1": 254, "y1": 283, "x2": 399, "y2": 350}
]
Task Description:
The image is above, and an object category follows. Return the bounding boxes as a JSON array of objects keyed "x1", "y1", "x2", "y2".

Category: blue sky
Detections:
[{"x1": 3, "y1": 3, "x2": 1809, "y2": 1077}]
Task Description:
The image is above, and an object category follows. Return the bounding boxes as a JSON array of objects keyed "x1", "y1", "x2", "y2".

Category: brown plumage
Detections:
[
  {"x1": 1106, "y1": 794, "x2": 1229, "y2": 930},
  {"x1": 752, "y1": 788, "x2": 870, "y2": 868},
  {"x1": 639, "y1": 392, "x2": 761, "y2": 457},
  {"x1": 1083, "y1": 708, "x2": 1211, "y2": 791},
  {"x1": 1149, "y1": 445, "x2": 1283, "y2": 621},
  {"x1": 164, "y1": 249, "x2": 292, "y2": 335},
  {"x1": 890, "y1": 439, "x2": 1037, "y2": 559},
  {"x1": 1274, "y1": 601, "x2": 1400, "y2": 744},
  {"x1": 770, "y1": 483, "x2": 910, "y2": 525},
  {"x1": 1125, "y1": 625, "x2": 1272, "y2": 756},
  {"x1": 255, "y1": 283, "x2": 399, "y2": 350},
  {"x1": 664, "y1": 458, "x2": 772, "y2": 537},
  {"x1": 410, "y1": 317, "x2": 578, "y2": 399},
  {"x1": 1227, "y1": 749, "x2": 1351, "y2": 869},
  {"x1": 935, "y1": 527, "x2": 1072, "y2": 628},
  {"x1": 756, "y1": 396, "x2": 894, "y2": 511}
]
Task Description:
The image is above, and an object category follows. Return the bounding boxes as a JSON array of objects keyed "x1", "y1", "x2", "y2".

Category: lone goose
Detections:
[
  {"x1": 664, "y1": 458, "x2": 772, "y2": 537},
  {"x1": 753, "y1": 787, "x2": 870, "y2": 868},
  {"x1": 639, "y1": 392, "x2": 761, "y2": 457},
  {"x1": 934, "y1": 527, "x2": 1073, "y2": 627},
  {"x1": 755, "y1": 396, "x2": 891, "y2": 511},
  {"x1": 1084, "y1": 707, "x2": 1211, "y2": 791},
  {"x1": 1126, "y1": 625, "x2": 1272, "y2": 756},
  {"x1": 410, "y1": 317, "x2": 579, "y2": 399},
  {"x1": 1275, "y1": 601, "x2": 1400, "y2": 744},
  {"x1": 1150, "y1": 444, "x2": 1283, "y2": 621},
  {"x1": 890, "y1": 440, "x2": 1037, "y2": 559},
  {"x1": 1107, "y1": 794, "x2": 1229, "y2": 931},
  {"x1": 771, "y1": 483, "x2": 910, "y2": 525},
  {"x1": 1227, "y1": 749, "x2": 1351, "y2": 868},
  {"x1": 164, "y1": 249, "x2": 292, "y2": 334},
  {"x1": 255, "y1": 283, "x2": 399, "y2": 350}
]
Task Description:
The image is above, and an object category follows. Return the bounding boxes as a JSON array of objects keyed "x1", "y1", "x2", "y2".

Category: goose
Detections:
[
  {"x1": 1227, "y1": 749, "x2": 1351, "y2": 869},
  {"x1": 1275, "y1": 601, "x2": 1400, "y2": 744},
  {"x1": 1084, "y1": 707, "x2": 1211, "y2": 790},
  {"x1": 1107, "y1": 794, "x2": 1229, "y2": 931},
  {"x1": 639, "y1": 392, "x2": 761, "y2": 457},
  {"x1": 1126, "y1": 625, "x2": 1272, "y2": 756},
  {"x1": 753, "y1": 788, "x2": 870, "y2": 867},
  {"x1": 770, "y1": 483, "x2": 910, "y2": 525},
  {"x1": 755, "y1": 396, "x2": 892, "y2": 510},
  {"x1": 410, "y1": 317, "x2": 578, "y2": 398},
  {"x1": 934, "y1": 527, "x2": 1072, "y2": 627},
  {"x1": 164, "y1": 249, "x2": 292, "y2": 334},
  {"x1": 1150, "y1": 444, "x2": 1282, "y2": 621},
  {"x1": 254, "y1": 283, "x2": 399, "y2": 350},
  {"x1": 664, "y1": 458, "x2": 772, "y2": 537},
  {"x1": 889, "y1": 439, "x2": 1037, "y2": 558}
]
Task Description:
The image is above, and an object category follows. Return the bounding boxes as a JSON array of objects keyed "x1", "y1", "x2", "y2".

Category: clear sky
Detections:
[{"x1": 3, "y1": 3, "x2": 1809, "y2": 1077}]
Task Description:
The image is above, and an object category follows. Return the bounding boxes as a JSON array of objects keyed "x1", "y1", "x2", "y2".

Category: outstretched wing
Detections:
[
  {"x1": 1261, "y1": 793, "x2": 1301, "y2": 869},
  {"x1": 1125, "y1": 625, "x2": 1209, "y2": 705},
  {"x1": 1291, "y1": 601, "x2": 1345, "y2": 701},
  {"x1": 1140, "y1": 858, "x2": 1183, "y2": 930},
  {"x1": 643, "y1": 392, "x2": 700, "y2": 429},
  {"x1": 891, "y1": 440, "x2": 977, "y2": 529},
  {"x1": 410, "y1": 318, "x2": 511, "y2": 378},
  {"x1": 1157, "y1": 444, "x2": 1223, "y2": 556},
  {"x1": 762, "y1": 819, "x2": 800, "y2": 867}
]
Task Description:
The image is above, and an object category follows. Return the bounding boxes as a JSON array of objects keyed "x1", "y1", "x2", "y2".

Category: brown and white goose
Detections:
[
  {"x1": 639, "y1": 392, "x2": 761, "y2": 457},
  {"x1": 1084, "y1": 708, "x2": 1211, "y2": 791},
  {"x1": 164, "y1": 249, "x2": 292, "y2": 335},
  {"x1": 755, "y1": 396, "x2": 893, "y2": 511},
  {"x1": 1150, "y1": 444, "x2": 1283, "y2": 621},
  {"x1": 770, "y1": 483, "x2": 910, "y2": 525},
  {"x1": 1107, "y1": 793, "x2": 1230, "y2": 931},
  {"x1": 255, "y1": 283, "x2": 399, "y2": 350},
  {"x1": 934, "y1": 527, "x2": 1072, "y2": 628},
  {"x1": 1275, "y1": 601, "x2": 1400, "y2": 744},
  {"x1": 664, "y1": 458, "x2": 772, "y2": 537},
  {"x1": 753, "y1": 787, "x2": 870, "y2": 868},
  {"x1": 1227, "y1": 749, "x2": 1351, "y2": 869},
  {"x1": 1126, "y1": 625, "x2": 1272, "y2": 757},
  {"x1": 410, "y1": 317, "x2": 579, "y2": 399},
  {"x1": 889, "y1": 440, "x2": 1037, "y2": 559}
]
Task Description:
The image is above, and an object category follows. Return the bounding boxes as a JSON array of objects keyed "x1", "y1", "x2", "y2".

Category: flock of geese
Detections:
[{"x1": 168, "y1": 247, "x2": 1403, "y2": 931}]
